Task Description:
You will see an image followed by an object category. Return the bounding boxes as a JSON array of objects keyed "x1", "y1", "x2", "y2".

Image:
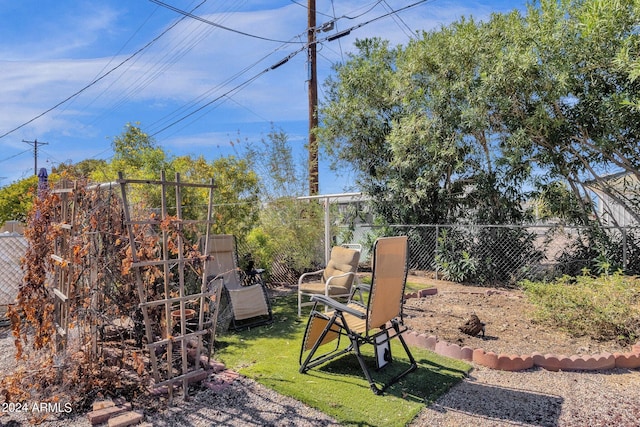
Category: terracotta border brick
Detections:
[
  {"x1": 405, "y1": 287, "x2": 640, "y2": 372},
  {"x1": 496, "y1": 354, "x2": 534, "y2": 371},
  {"x1": 614, "y1": 352, "x2": 640, "y2": 369},
  {"x1": 87, "y1": 402, "x2": 132, "y2": 425},
  {"x1": 472, "y1": 349, "x2": 499, "y2": 369},
  {"x1": 107, "y1": 410, "x2": 144, "y2": 427}
]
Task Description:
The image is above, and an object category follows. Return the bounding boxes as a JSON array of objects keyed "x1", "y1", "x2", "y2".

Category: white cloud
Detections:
[{"x1": 0, "y1": 0, "x2": 524, "y2": 185}]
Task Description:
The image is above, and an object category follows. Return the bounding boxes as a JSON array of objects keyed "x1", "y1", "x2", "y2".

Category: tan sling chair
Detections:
[
  {"x1": 299, "y1": 236, "x2": 417, "y2": 394},
  {"x1": 297, "y1": 244, "x2": 361, "y2": 317},
  {"x1": 205, "y1": 234, "x2": 273, "y2": 330}
]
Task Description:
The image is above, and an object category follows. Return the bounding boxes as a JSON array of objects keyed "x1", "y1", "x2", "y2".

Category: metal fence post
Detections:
[
  {"x1": 622, "y1": 226, "x2": 628, "y2": 273},
  {"x1": 434, "y1": 224, "x2": 439, "y2": 280}
]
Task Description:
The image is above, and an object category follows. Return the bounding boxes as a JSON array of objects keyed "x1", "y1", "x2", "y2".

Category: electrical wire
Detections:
[
  {"x1": 0, "y1": 149, "x2": 32, "y2": 164},
  {"x1": 1, "y1": 0, "x2": 430, "y2": 143},
  {"x1": 85, "y1": 0, "x2": 216, "y2": 128},
  {"x1": 146, "y1": 37, "x2": 301, "y2": 136},
  {"x1": 381, "y1": 0, "x2": 416, "y2": 40},
  {"x1": 0, "y1": 2, "x2": 205, "y2": 141},
  {"x1": 149, "y1": 0, "x2": 305, "y2": 44},
  {"x1": 59, "y1": 5, "x2": 166, "y2": 115},
  {"x1": 0, "y1": 5, "x2": 202, "y2": 139},
  {"x1": 89, "y1": 3, "x2": 308, "y2": 133},
  {"x1": 149, "y1": 0, "x2": 431, "y2": 136},
  {"x1": 330, "y1": 0, "x2": 345, "y2": 64}
]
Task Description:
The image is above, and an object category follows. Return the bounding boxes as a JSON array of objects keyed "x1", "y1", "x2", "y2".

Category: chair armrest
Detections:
[
  {"x1": 298, "y1": 269, "x2": 325, "y2": 285},
  {"x1": 310, "y1": 295, "x2": 366, "y2": 319},
  {"x1": 325, "y1": 271, "x2": 356, "y2": 284},
  {"x1": 354, "y1": 283, "x2": 370, "y2": 292}
]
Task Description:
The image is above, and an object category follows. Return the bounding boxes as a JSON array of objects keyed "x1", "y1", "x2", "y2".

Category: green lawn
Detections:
[{"x1": 214, "y1": 294, "x2": 470, "y2": 427}]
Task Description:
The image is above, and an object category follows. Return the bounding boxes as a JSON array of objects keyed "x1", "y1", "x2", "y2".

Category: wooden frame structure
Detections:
[
  {"x1": 50, "y1": 180, "x2": 79, "y2": 358},
  {"x1": 118, "y1": 172, "x2": 220, "y2": 401}
]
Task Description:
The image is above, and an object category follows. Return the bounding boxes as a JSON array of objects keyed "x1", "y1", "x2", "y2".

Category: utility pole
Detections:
[
  {"x1": 22, "y1": 139, "x2": 48, "y2": 176},
  {"x1": 308, "y1": 0, "x2": 319, "y2": 195}
]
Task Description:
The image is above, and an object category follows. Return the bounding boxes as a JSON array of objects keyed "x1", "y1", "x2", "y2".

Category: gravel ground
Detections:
[
  {"x1": 2, "y1": 326, "x2": 640, "y2": 426},
  {"x1": 413, "y1": 365, "x2": 640, "y2": 427}
]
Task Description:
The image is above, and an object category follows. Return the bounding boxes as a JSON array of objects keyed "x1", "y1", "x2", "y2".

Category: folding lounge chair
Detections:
[
  {"x1": 299, "y1": 236, "x2": 417, "y2": 395},
  {"x1": 297, "y1": 244, "x2": 361, "y2": 317},
  {"x1": 205, "y1": 234, "x2": 273, "y2": 331}
]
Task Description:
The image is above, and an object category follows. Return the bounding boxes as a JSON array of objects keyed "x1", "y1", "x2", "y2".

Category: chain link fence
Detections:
[
  {"x1": 337, "y1": 224, "x2": 640, "y2": 287},
  {"x1": 231, "y1": 192, "x2": 640, "y2": 287},
  {"x1": 0, "y1": 235, "x2": 27, "y2": 324},
  {"x1": 2, "y1": 195, "x2": 638, "y2": 290}
]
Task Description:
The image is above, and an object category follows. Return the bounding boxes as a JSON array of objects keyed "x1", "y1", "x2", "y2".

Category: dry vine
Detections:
[{"x1": 1, "y1": 180, "x2": 208, "y2": 418}]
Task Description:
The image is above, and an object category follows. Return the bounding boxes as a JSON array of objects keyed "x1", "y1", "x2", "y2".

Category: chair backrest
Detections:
[
  {"x1": 204, "y1": 234, "x2": 243, "y2": 290},
  {"x1": 366, "y1": 236, "x2": 409, "y2": 331},
  {"x1": 322, "y1": 245, "x2": 361, "y2": 288}
]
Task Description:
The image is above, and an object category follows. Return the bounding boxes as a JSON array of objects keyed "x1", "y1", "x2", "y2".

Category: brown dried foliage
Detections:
[{"x1": 1, "y1": 181, "x2": 207, "y2": 414}]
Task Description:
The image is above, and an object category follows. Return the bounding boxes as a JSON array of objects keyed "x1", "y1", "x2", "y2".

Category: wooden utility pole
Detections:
[
  {"x1": 308, "y1": 0, "x2": 319, "y2": 195},
  {"x1": 22, "y1": 138, "x2": 48, "y2": 175}
]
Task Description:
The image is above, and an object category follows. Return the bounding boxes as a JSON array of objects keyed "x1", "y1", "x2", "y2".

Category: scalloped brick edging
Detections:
[
  {"x1": 402, "y1": 288, "x2": 640, "y2": 372},
  {"x1": 403, "y1": 330, "x2": 640, "y2": 371}
]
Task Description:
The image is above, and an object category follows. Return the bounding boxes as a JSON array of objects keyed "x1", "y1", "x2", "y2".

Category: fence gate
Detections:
[{"x1": 118, "y1": 172, "x2": 220, "y2": 401}]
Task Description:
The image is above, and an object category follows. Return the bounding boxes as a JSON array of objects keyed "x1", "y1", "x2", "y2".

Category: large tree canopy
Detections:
[{"x1": 319, "y1": 0, "x2": 640, "y2": 225}]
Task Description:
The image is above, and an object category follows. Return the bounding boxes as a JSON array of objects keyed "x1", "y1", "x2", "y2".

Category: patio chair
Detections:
[
  {"x1": 299, "y1": 236, "x2": 417, "y2": 395},
  {"x1": 297, "y1": 244, "x2": 361, "y2": 317},
  {"x1": 204, "y1": 234, "x2": 273, "y2": 331}
]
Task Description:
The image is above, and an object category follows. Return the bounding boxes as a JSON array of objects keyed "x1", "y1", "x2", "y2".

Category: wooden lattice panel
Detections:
[{"x1": 118, "y1": 171, "x2": 219, "y2": 402}]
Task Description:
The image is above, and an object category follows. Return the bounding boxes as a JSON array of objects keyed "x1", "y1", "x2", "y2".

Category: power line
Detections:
[
  {"x1": 150, "y1": 0, "x2": 431, "y2": 137},
  {"x1": 1, "y1": 0, "x2": 430, "y2": 143},
  {"x1": 149, "y1": 0, "x2": 305, "y2": 44},
  {"x1": 381, "y1": 0, "x2": 416, "y2": 40},
  {"x1": 0, "y1": 2, "x2": 204, "y2": 141},
  {"x1": 0, "y1": 149, "x2": 32, "y2": 164},
  {"x1": 149, "y1": 0, "x2": 431, "y2": 137}
]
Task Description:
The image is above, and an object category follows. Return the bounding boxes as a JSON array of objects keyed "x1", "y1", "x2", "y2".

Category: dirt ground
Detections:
[{"x1": 402, "y1": 273, "x2": 634, "y2": 357}]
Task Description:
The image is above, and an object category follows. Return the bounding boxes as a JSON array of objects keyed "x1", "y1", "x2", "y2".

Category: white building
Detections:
[{"x1": 586, "y1": 171, "x2": 639, "y2": 227}]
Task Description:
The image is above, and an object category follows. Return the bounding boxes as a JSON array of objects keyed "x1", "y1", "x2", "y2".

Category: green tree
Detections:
[
  {"x1": 319, "y1": 0, "x2": 640, "y2": 227},
  {"x1": 239, "y1": 127, "x2": 324, "y2": 277},
  {"x1": 172, "y1": 144, "x2": 261, "y2": 234},
  {"x1": 95, "y1": 123, "x2": 169, "y2": 180},
  {"x1": 0, "y1": 176, "x2": 39, "y2": 225},
  {"x1": 53, "y1": 159, "x2": 107, "y2": 179}
]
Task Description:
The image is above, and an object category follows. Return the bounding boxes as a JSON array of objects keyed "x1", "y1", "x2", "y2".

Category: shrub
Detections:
[
  {"x1": 434, "y1": 228, "x2": 478, "y2": 283},
  {"x1": 435, "y1": 226, "x2": 542, "y2": 286},
  {"x1": 522, "y1": 273, "x2": 640, "y2": 344},
  {"x1": 554, "y1": 226, "x2": 640, "y2": 277}
]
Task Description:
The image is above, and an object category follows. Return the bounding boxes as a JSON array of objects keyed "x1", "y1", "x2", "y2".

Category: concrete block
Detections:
[{"x1": 419, "y1": 288, "x2": 438, "y2": 297}]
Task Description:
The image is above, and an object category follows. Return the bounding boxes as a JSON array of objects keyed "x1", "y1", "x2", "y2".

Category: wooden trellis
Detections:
[
  {"x1": 118, "y1": 171, "x2": 220, "y2": 401},
  {"x1": 50, "y1": 180, "x2": 79, "y2": 357}
]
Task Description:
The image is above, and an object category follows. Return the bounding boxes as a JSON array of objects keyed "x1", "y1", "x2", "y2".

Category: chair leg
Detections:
[
  {"x1": 299, "y1": 313, "x2": 347, "y2": 372},
  {"x1": 350, "y1": 322, "x2": 418, "y2": 395},
  {"x1": 377, "y1": 321, "x2": 417, "y2": 394},
  {"x1": 350, "y1": 336, "x2": 383, "y2": 395}
]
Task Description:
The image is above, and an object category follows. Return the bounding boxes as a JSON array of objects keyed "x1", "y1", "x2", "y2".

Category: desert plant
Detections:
[{"x1": 522, "y1": 273, "x2": 640, "y2": 344}]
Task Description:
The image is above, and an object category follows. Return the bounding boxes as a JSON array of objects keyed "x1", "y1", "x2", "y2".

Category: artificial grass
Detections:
[{"x1": 214, "y1": 294, "x2": 470, "y2": 427}]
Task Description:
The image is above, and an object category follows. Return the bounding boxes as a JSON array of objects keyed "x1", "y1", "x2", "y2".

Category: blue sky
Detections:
[{"x1": 0, "y1": 0, "x2": 526, "y2": 193}]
